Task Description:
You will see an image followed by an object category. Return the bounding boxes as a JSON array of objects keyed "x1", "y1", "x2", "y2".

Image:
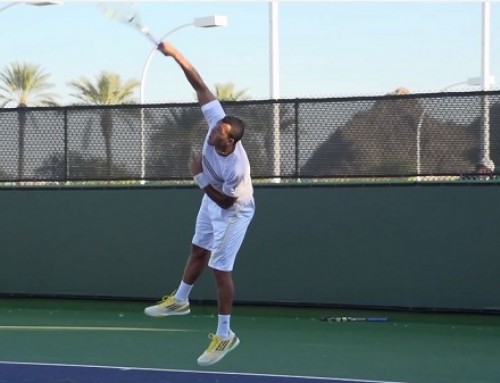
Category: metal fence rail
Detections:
[{"x1": 0, "y1": 91, "x2": 499, "y2": 183}]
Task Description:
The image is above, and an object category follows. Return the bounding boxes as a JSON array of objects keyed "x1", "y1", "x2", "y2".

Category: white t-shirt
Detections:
[{"x1": 200, "y1": 100, "x2": 253, "y2": 205}]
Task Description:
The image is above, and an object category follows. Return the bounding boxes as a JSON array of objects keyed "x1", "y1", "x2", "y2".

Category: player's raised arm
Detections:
[{"x1": 157, "y1": 41, "x2": 216, "y2": 106}]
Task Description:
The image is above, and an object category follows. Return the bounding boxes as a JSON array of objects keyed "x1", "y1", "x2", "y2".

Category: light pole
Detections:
[
  {"x1": 480, "y1": 0, "x2": 495, "y2": 172},
  {"x1": 269, "y1": 0, "x2": 281, "y2": 181},
  {"x1": 139, "y1": 15, "x2": 227, "y2": 181},
  {"x1": 416, "y1": 81, "x2": 470, "y2": 180},
  {"x1": 416, "y1": 76, "x2": 495, "y2": 180},
  {"x1": 0, "y1": 1, "x2": 62, "y2": 13},
  {"x1": 269, "y1": 0, "x2": 279, "y2": 101},
  {"x1": 415, "y1": 0, "x2": 495, "y2": 180}
]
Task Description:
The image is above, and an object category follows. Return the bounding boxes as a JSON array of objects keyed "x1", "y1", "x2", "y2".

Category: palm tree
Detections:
[
  {"x1": 148, "y1": 106, "x2": 205, "y2": 179},
  {"x1": 217, "y1": 100, "x2": 296, "y2": 178},
  {"x1": 68, "y1": 72, "x2": 138, "y2": 106},
  {"x1": 0, "y1": 62, "x2": 58, "y2": 108},
  {"x1": 68, "y1": 71, "x2": 139, "y2": 178},
  {"x1": 0, "y1": 62, "x2": 58, "y2": 179},
  {"x1": 214, "y1": 83, "x2": 250, "y2": 101}
]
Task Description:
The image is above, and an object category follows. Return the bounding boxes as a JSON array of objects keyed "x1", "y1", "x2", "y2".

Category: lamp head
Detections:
[
  {"x1": 26, "y1": 1, "x2": 63, "y2": 6},
  {"x1": 193, "y1": 15, "x2": 228, "y2": 28}
]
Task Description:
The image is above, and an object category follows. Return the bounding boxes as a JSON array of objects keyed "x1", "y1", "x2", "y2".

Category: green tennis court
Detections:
[{"x1": 0, "y1": 298, "x2": 499, "y2": 383}]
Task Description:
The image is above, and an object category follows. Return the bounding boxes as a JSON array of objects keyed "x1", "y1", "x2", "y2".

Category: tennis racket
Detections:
[
  {"x1": 98, "y1": 2, "x2": 159, "y2": 46},
  {"x1": 321, "y1": 316, "x2": 389, "y2": 323}
]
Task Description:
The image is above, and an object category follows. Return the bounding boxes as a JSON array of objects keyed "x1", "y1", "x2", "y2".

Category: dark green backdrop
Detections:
[{"x1": 1, "y1": 185, "x2": 499, "y2": 311}]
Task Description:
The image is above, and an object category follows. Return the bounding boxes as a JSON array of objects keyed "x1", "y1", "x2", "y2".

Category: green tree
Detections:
[
  {"x1": 214, "y1": 83, "x2": 250, "y2": 101},
  {"x1": 35, "y1": 150, "x2": 134, "y2": 181},
  {"x1": 68, "y1": 72, "x2": 138, "y2": 106},
  {"x1": 0, "y1": 62, "x2": 58, "y2": 107},
  {"x1": 219, "y1": 101, "x2": 296, "y2": 177},
  {"x1": 148, "y1": 106, "x2": 205, "y2": 178},
  {"x1": 0, "y1": 62, "x2": 58, "y2": 179},
  {"x1": 68, "y1": 72, "x2": 139, "y2": 178}
]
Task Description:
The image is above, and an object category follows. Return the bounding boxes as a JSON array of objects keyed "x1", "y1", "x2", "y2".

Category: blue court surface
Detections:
[{"x1": 0, "y1": 362, "x2": 405, "y2": 383}]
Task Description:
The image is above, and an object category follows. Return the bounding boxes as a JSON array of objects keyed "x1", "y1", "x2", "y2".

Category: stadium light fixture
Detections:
[
  {"x1": 193, "y1": 15, "x2": 227, "y2": 28},
  {"x1": 1, "y1": 1, "x2": 62, "y2": 13},
  {"x1": 27, "y1": 1, "x2": 63, "y2": 5}
]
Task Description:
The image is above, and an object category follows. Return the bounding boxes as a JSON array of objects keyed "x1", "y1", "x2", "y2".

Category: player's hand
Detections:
[
  {"x1": 157, "y1": 41, "x2": 177, "y2": 57},
  {"x1": 190, "y1": 153, "x2": 203, "y2": 175}
]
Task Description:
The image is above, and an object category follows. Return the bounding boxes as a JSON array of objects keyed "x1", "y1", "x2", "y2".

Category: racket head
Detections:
[
  {"x1": 98, "y1": 2, "x2": 159, "y2": 45},
  {"x1": 98, "y1": 2, "x2": 139, "y2": 24}
]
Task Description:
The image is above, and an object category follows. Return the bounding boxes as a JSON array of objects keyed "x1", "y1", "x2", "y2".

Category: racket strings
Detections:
[
  {"x1": 99, "y1": 2, "x2": 159, "y2": 46},
  {"x1": 99, "y1": 3, "x2": 138, "y2": 24}
]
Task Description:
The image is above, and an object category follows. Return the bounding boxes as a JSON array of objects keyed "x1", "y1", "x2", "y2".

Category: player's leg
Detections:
[
  {"x1": 144, "y1": 197, "x2": 213, "y2": 317},
  {"x1": 144, "y1": 244, "x2": 211, "y2": 317},
  {"x1": 197, "y1": 272, "x2": 239, "y2": 367},
  {"x1": 197, "y1": 201, "x2": 254, "y2": 366},
  {"x1": 213, "y1": 269, "x2": 233, "y2": 316},
  {"x1": 181, "y1": 244, "x2": 211, "y2": 286}
]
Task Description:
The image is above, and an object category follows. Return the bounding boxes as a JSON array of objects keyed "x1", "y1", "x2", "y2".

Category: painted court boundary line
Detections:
[{"x1": 0, "y1": 361, "x2": 408, "y2": 383}]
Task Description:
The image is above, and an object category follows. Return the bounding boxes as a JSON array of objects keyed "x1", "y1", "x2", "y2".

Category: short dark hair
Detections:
[{"x1": 222, "y1": 115, "x2": 245, "y2": 143}]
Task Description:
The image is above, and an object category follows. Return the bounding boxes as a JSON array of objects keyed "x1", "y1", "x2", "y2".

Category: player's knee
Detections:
[
  {"x1": 191, "y1": 244, "x2": 210, "y2": 260},
  {"x1": 213, "y1": 268, "x2": 232, "y2": 284}
]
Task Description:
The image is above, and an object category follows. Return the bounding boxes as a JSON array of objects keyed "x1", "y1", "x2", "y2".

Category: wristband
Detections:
[{"x1": 193, "y1": 173, "x2": 209, "y2": 189}]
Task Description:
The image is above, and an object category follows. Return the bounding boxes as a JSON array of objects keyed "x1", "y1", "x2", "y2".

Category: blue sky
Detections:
[{"x1": 1, "y1": 1, "x2": 499, "y2": 105}]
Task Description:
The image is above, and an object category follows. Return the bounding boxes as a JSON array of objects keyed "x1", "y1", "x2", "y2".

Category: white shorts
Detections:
[{"x1": 192, "y1": 195, "x2": 255, "y2": 272}]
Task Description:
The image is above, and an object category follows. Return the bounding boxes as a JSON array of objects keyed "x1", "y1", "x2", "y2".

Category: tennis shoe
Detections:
[
  {"x1": 144, "y1": 293, "x2": 190, "y2": 317},
  {"x1": 197, "y1": 331, "x2": 240, "y2": 366}
]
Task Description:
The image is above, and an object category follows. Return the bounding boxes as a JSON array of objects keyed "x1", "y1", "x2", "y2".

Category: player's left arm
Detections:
[
  {"x1": 201, "y1": 185, "x2": 237, "y2": 209},
  {"x1": 190, "y1": 154, "x2": 237, "y2": 209}
]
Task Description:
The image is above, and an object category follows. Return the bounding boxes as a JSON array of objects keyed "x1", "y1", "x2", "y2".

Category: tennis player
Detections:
[{"x1": 144, "y1": 41, "x2": 255, "y2": 367}]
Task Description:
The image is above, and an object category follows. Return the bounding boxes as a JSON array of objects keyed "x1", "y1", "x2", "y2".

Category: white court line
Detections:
[
  {"x1": 0, "y1": 325, "x2": 194, "y2": 332},
  {"x1": 0, "y1": 361, "x2": 408, "y2": 383}
]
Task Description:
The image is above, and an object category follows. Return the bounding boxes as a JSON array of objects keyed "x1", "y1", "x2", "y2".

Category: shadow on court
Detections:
[{"x1": 0, "y1": 298, "x2": 499, "y2": 383}]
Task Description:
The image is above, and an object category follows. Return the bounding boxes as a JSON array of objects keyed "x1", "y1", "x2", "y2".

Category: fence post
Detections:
[
  {"x1": 294, "y1": 99, "x2": 300, "y2": 179},
  {"x1": 64, "y1": 109, "x2": 68, "y2": 182},
  {"x1": 272, "y1": 100, "x2": 281, "y2": 180}
]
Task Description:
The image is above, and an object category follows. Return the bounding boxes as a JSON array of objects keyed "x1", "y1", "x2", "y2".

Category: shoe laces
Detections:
[
  {"x1": 206, "y1": 333, "x2": 223, "y2": 352},
  {"x1": 157, "y1": 291, "x2": 176, "y2": 304}
]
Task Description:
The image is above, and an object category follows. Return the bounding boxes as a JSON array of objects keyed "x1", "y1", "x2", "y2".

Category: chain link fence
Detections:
[{"x1": 1, "y1": 91, "x2": 499, "y2": 184}]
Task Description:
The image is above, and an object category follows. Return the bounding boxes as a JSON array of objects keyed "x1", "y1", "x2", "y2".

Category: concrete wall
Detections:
[{"x1": 1, "y1": 185, "x2": 499, "y2": 311}]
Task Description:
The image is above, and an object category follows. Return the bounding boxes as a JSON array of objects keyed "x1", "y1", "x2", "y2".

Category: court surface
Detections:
[
  {"x1": 0, "y1": 298, "x2": 499, "y2": 383},
  {"x1": 0, "y1": 361, "x2": 402, "y2": 383}
]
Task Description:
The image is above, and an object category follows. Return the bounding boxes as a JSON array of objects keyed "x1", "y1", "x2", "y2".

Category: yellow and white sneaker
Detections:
[
  {"x1": 197, "y1": 331, "x2": 240, "y2": 366},
  {"x1": 144, "y1": 293, "x2": 190, "y2": 317}
]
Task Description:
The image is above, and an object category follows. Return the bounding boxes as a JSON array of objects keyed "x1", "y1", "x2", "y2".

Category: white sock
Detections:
[
  {"x1": 216, "y1": 315, "x2": 231, "y2": 338},
  {"x1": 174, "y1": 281, "x2": 192, "y2": 302}
]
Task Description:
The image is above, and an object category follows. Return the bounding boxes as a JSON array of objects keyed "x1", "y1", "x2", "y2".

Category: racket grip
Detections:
[
  {"x1": 366, "y1": 317, "x2": 389, "y2": 322},
  {"x1": 146, "y1": 33, "x2": 160, "y2": 46}
]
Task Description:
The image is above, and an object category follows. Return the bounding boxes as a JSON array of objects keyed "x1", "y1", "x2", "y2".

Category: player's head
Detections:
[
  {"x1": 208, "y1": 115, "x2": 245, "y2": 149},
  {"x1": 221, "y1": 115, "x2": 245, "y2": 143}
]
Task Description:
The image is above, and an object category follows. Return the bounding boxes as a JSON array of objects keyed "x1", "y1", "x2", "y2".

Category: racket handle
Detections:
[
  {"x1": 364, "y1": 317, "x2": 389, "y2": 322},
  {"x1": 144, "y1": 32, "x2": 160, "y2": 46}
]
